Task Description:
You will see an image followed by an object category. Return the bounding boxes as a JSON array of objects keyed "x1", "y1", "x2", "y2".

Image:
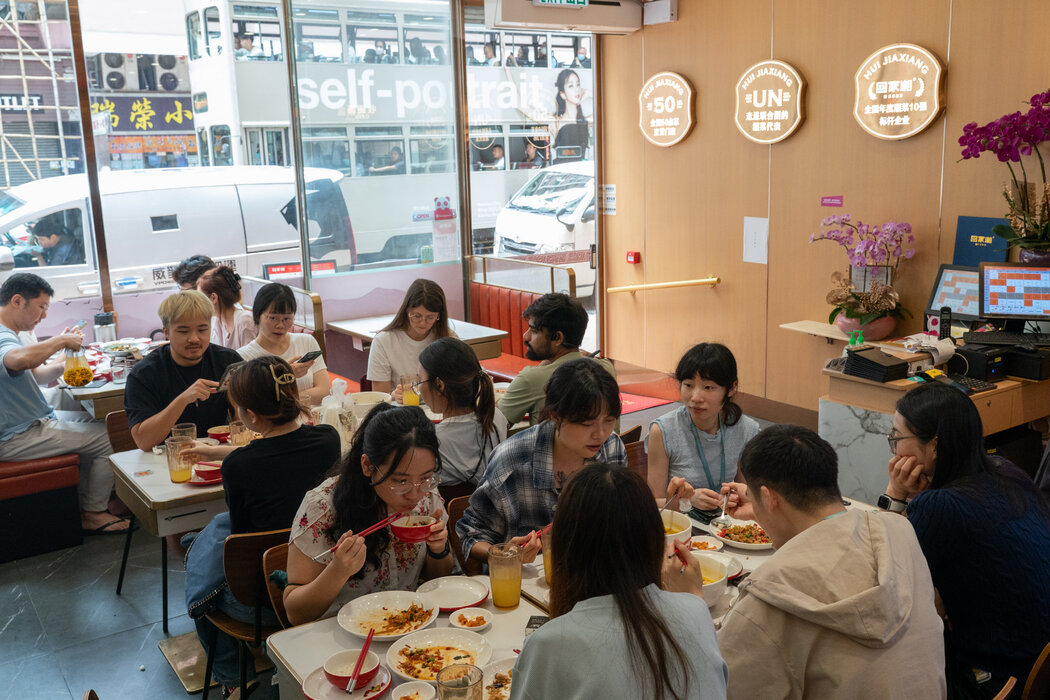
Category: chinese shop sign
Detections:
[
  {"x1": 854, "y1": 43, "x2": 945, "y2": 140},
  {"x1": 735, "y1": 59, "x2": 806, "y2": 144}
]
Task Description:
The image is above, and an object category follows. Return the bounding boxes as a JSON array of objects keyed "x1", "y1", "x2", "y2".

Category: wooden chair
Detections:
[
  {"x1": 619, "y1": 424, "x2": 642, "y2": 444},
  {"x1": 262, "y1": 542, "x2": 291, "y2": 630},
  {"x1": 438, "y1": 480, "x2": 475, "y2": 504},
  {"x1": 990, "y1": 640, "x2": 1050, "y2": 700},
  {"x1": 201, "y1": 528, "x2": 290, "y2": 700},
  {"x1": 104, "y1": 410, "x2": 136, "y2": 452},
  {"x1": 625, "y1": 440, "x2": 648, "y2": 479},
  {"x1": 447, "y1": 495, "x2": 481, "y2": 576}
]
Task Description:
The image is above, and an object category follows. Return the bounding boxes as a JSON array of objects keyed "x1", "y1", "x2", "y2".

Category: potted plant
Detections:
[
  {"x1": 959, "y1": 88, "x2": 1050, "y2": 261},
  {"x1": 810, "y1": 214, "x2": 914, "y2": 340}
]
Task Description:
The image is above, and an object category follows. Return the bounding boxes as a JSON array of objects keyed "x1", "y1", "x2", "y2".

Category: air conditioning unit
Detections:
[
  {"x1": 484, "y1": 0, "x2": 641, "y2": 35},
  {"x1": 143, "y1": 54, "x2": 190, "y2": 92},
  {"x1": 96, "y1": 53, "x2": 139, "y2": 92}
]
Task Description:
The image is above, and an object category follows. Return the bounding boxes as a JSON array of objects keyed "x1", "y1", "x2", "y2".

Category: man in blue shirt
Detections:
[{"x1": 0, "y1": 273, "x2": 128, "y2": 535}]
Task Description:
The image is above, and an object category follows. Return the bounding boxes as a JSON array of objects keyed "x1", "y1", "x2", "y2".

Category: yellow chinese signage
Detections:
[
  {"x1": 854, "y1": 43, "x2": 945, "y2": 140},
  {"x1": 735, "y1": 59, "x2": 806, "y2": 144},
  {"x1": 638, "y1": 72, "x2": 695, "y2": 147}
]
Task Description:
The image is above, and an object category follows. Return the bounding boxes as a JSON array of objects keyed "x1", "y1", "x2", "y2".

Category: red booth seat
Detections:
[
  {"x1": 469, "y1": 283, "x2": 542, "y2": 381},
  {"x1": 0, "y1": 453, "x2": 82, "y2": 562}
]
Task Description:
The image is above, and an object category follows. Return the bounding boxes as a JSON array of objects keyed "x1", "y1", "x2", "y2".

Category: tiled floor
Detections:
[{"x1": 0, "y1": 528, "x2": 208, "y2": 699}]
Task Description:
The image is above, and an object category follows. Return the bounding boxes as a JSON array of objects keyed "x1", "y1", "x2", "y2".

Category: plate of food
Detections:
[
  {"x1": 301, "y1": 664, "x2": 392, "y2": 700},
  {"x1": 337, "y1": 591, "x2": 438, "y2": 641},
  {"x1": 448, "y1": 607, "x2": 491, "y2": 632},
  {"x1": 481, "y1": 657, "x2": 516, "y2": 700},
  {"x1": 100, "y1": 340, "x2": 148, "y2": 357},
  {"x1": 386, "y1": 628, "x2": 492, "y2": 685},
  {"x1": 688, "y1": 535, "x2": 723, "y2": 552},
  {"x1": 700, "y1": 552, "x2": 744, "y2": 580},
  {"x1": 711, "y1": 521, "x2": 773, "y2": 550},
  {"x1": 415, "y1": 576, "x2": 489, "y2": 612}
]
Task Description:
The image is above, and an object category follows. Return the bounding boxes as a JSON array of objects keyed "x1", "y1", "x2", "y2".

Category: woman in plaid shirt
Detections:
[{"x1": 456, "y1": 358, "x2": 627, "y2": 567}]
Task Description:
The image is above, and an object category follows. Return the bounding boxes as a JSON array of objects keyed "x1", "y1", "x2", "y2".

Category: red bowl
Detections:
[
  {"x1": 207, "y1": 425, "x2": 230, "y2": 443},
  {"x1": 323, "y1": 649, "x2": 380, "y2": 690},
  {"x1": 390, "y1": 515, "x2": 435, "y2": 543},
  {"x1": 194, "y1": 464, "x2": 222, "y2": 481}
]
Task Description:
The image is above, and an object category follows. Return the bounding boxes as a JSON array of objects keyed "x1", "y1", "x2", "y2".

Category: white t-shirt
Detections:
[
  {"x1": 237, "y1": 332, "x2": 326, "y2": 395},
  {"x1": 436, "y1": 410, "x2": 509, "y2": 486},
  {"x1": 366, "y1": 328, "x2": 437, "y2": 386}
]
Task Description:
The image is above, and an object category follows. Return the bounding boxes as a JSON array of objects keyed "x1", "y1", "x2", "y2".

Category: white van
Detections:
[
  {"x1": 0, "y1": 166, "x2": 353, "y2": 299},
  {"x1": 492, "y1": 161, "x2": 597, "y2": 296}
]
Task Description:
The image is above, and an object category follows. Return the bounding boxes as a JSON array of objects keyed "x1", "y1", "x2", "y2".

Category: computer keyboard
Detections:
[{"x1": 961, "y1": 331, "x2": 1050, "y2": 346}]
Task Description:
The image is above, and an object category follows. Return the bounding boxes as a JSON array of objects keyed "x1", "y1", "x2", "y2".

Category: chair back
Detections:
[
  {"x1": 223, "y1": 529, "x2": 291, "y2": 609},
  {"x1": 1025, "y1": 640, "x2": 1050, "y2": 699},
  {"x1": 619, "y1": 424, "x2": 642, "y2": 444},
  {"x1": 438, "y1": 480, "x2": 475, "y2": 504},
  {"x1": 105, "y1": 410, "x2": 136, "y2": 453},
  {"x1": 625, "y1": 440, "x2": 648, "y2": 479},
  {"x1": 262, "y1": 543, "x2": 291, "y2": 629},
  {"x1": 447, "y1": 496, "x2": 481, "y2": 575}
]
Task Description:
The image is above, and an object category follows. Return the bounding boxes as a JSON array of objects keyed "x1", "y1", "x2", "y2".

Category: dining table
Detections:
[
  {"x1": 266, "y1": 574, "x2": 543, "y2": 700},
  {"x1": 327, "y1": 316, "x2": 509, "y2": 361}
]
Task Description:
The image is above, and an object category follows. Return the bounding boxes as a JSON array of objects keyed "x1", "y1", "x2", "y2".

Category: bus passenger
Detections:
[
  {"x1": 369, "y1": 146, "x2": 405, "y2": 175},
  {"x1": 367, "y1": 278, "x2": 454, "y2": 393},
  {"x1": 196, "y1": 265, "x2": 256, "y2": 350},
  {"x1": 520, "y1": 141, "x2": 545, "y2": 168},
  {"x1": 483, "y1": 42, "x2": 498, "y2": 66}
]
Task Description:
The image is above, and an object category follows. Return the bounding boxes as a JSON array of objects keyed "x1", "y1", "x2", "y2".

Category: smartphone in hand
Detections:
[{"x1": 296, "y1": 350, "x2": 322, "y2": 363}]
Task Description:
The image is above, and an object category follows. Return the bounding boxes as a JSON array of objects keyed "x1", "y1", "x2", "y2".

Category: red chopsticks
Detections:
[
  {"x1": 311, "y1": 511, "x2": 404, "y2": 562},
  {"x1": 346, "y1": 628, "x2": 374, "y2": 693}
]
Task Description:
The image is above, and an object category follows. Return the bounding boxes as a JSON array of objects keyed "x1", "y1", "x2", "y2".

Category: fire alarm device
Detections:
[{"x1": 626, "y1": 251, "x2": 641, "y2": 264}]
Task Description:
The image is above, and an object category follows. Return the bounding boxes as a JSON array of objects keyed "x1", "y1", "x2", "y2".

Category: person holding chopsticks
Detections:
[{"x1": 283, "y1": 404, "x2": 453, "y2": 625}]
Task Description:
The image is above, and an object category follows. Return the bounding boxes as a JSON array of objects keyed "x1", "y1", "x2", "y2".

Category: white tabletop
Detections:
[
  {"x1": 110, "y1": 448, "x2": 225, "y2": 509},
  {"x1": 267, "y1": 575, "x2": 543, "y2": 698},
  {"x1": 327, "y1": 316, "x2": 508, "y2": 345}
]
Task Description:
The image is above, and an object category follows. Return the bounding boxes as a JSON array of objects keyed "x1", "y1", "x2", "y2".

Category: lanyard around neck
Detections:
[{"x1": 688, "y1": 412, "x2": 725, "y2": 489}]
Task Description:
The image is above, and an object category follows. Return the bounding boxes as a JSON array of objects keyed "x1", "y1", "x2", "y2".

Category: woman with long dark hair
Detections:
[
  {"x1": 367, "y1": 278, "x2": 454, "y2": 393},
  {"x1": 418, "y1": 337, "x2": 507, "y2": 487},
  {"x1": 883, "y1": 383, "x2": 1050, "y2": 698},
  {"x1": 511, "y1": 463, "x2": 728, "y2": 700},
  {"x1": 196, "y1": 265, "x2": 256, "y2": 350},
  {"x1": 456, "y1": 358, "x2": 625, "y2": 566},
  {"x1": 552, "y1": 68, "x2": 589, "y2": 163},
  {"x1": 283, "y1": 404, "x2": 453, "y2": 625}
]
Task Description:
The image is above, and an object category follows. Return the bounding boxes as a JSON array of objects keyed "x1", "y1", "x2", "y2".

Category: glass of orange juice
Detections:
[
  {"x1": 488, "y1": 542, "x2": 522, "y2": 608},
  {"x1": 165, "y1": 437, "x2": 193, "y2": 483},
  {"x1": 541, "y1": 536, "x2": 553, "y2": 586},
  {"x1": 400, "y1": 374, "x2": 420, "y2": 406}
]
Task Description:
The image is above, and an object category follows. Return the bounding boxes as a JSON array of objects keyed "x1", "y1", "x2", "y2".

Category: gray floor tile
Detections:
[
  {"x1": 0, "y1": 651, "x2": 74, "y2": 699},
  {"x1": 0, "y1": 581, "x2": 50, "y2": 659}
]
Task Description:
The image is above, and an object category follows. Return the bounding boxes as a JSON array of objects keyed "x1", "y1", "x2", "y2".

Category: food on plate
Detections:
[
  {"x1": 368, "y1": 603, "x2": 434, "y2": 635},
  {"x1": 690, "y1": 540, "x2": 717, "y2": 551},
  {"x1": 663, "y1": 525, "x2": 685, "y2": 535},
  {"x1": 456, "y1": 613, "x2": 486, "y2": 628},
  {"x1": 397, "y1": 645, "x2": 476, "y2": 680},
  {"x1": 718, "y1": 523, "x2": 771, "y2": 544},
  {"x1": 400, "y1": 517, "x2": 432, "y2": 527},
  {"x1": 485, "y1": 670, "x2": 513, "y2": 700},
  {"x1": 103, "y1": 342, "x2": 136, "y2": 352},
  {"x1": 399, "y1": 694, "x2": 423, "y2": 700}
]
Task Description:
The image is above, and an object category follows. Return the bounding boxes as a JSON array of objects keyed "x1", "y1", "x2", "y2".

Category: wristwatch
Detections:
[
  {"x1": 427, "y1": 540, "x2": 452, "y2": 559},
  {"x1": 877, "y1": 493, "x2": 907, "y2": 513}
]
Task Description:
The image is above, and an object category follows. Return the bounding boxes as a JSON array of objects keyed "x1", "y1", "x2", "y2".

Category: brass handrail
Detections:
[{"x1": 607, "y1": 277, "x2": 721, "y2": 294}]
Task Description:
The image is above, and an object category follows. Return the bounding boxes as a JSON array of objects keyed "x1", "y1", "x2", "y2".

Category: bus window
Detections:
[
  {"x1": 354, "y1": 127, "x2": 405, "y2": 176},
  {"x1": 204, "y1": 6, "x2": 223, "y2": 55},
  {"x1": 510, "y1": 124, "x2": 550, "y2": 170},
  {"x1": 464, "y1": 29, "x2": 499, "y2": 66},
  {"x1": 403, "y1": 15, "x2": 449, "y2": 65},
  {"x1": 197, "y1": 127, "x2": 211, "y2": 166},
  {"x1": 186, "y1": 12, "x2": 203, "y2": 60},
  {"x1": 549, "y1": 34, "x2": 590, "y2": 69},
  {"x1": 232, "y1": 4, "x2": 282, "y2": 61},
  {"x1": 293, "y1": 8, "x2": 342, "y2": 62},
  {"x1": 303, "y1": 127, "x2": 351, "y2": 174},
  {"x1": 347, "y1": 10, "x2": 398, "y2": 64},
  {"x1": 409, "y1": 127, "x2": 453, "y2": 175},
  {"x1": 469, "y1": 125, "x2": 505, "y2": 171},
  {"x1": 503, "y1": 32, "x2": 544, "y2": 68},
  {"x1": 211, "y1": 125, "x2": 233, "y2": 166}
]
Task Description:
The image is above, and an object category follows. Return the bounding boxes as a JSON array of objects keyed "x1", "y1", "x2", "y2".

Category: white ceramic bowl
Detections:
[
  {"x1": 351, "y1": 391, "x2": 392, "y2": 420},
  {"x1": 687, "y1": 535, "x2": 723, "y2": 553},
  {"x1": 390, "y1": 681, "x2": 436, "y2": 700},
  {"x1": 661, "y1": 509, "x2": 692, "y2": 547},
  {"x1": 691, "y1": 552, "x2": 728, "y2": 607},
  {"x1": 448, "y1": 607, "x2": 491, "y2": 632}
]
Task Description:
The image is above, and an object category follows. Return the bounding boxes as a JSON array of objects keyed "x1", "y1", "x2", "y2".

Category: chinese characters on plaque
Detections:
[
  {"x1": 638, "y1": 72, "x2": 695, "y2": 147},
  {"x1": 853, "y1": 43, "x2": 945, "y2": 140},
  {"x1": 735, "y1": 59, "x2": 806, "y2": 144}
]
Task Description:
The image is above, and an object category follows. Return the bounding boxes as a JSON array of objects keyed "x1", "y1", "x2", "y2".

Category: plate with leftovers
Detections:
[
  {"x1": 481, "y1": 657, "x2": 516, "y2": 700},
  {"x1": 700, "y1": 552, "x2": 744, "y2": 580},
  {"x1": 338, "y1": 591, "x2": 438, "y2": 641},
  {"x1": 711, "y1": 521, "x2": 773, "y2": 550},
  {"x1": 386, "y1": 628, "x2": 493, "y2": 685},
  {"x1": 415, "y1": 576, "x2": 489, "y2": 612},
  {"x1": 448, "y1": 607, "x2": 491, "y2": 632},
  {"x1": 301, "y1": 664, "x2": 392, "y2": 700},
  {"x1": 390, "y1": 681, "x2": 435, "y2": 700},
  {"x1": 99, "y1": 340, "x2": 148, "y2": 357},
  {"x1": 688, "y1": 535, "x2": 723, "y2": 552}
]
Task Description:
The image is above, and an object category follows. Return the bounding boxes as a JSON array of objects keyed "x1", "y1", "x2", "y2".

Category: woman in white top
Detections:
[
  {"x1": 367, "y1": 278, "x2": 454, "y2": 393},
  {"x1": 417, "y1": 337, "x2": 507, "y2": 489},
  {"x1": 197, "y1": 265, "x2": 256, "y2": 350},
  {"x1": 237, "y1": 282, "x2": 330, "y2": 405}
]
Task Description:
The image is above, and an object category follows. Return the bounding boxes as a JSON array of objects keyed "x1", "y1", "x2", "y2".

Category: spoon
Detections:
[{"x1": 709, "y1": 491, "x2": 732, "y2": 532}]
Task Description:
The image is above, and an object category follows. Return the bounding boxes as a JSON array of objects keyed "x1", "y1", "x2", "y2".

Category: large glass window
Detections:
[
  {"x1": 232, "y1": 4, "x2": 282, "y2": 61},
  {"x1": 347, "y1": 10, "x2": 398, "y2": 63},
  {"x1": 294, "y1": 9, "x2": 342, "y2": 62},
  {"x1": 186, "y1": 12, "x2": 203, "y2": 60},
  {"x1": 204, "y1": 6, "x2": 223, "y2": 56}
]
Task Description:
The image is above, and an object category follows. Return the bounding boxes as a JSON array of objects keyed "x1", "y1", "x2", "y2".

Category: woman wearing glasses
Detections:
[
  {"x1": 237, "y1": 282, "x2": 330, "y2": 405},
  {"x1": 882, "y1": 383, "x2": 1050, "y2": 697},
  {"x1": 283, "y1": 404, "x2": 453, "y2": 625},
  {"x1": 367, "y1": 278, "x2": 455, "y2": 393}
]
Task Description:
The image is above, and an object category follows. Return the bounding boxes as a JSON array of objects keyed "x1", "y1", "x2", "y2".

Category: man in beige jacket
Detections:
[{"x1": 717, "y1": 425, "x2": 946, "y2": 699}]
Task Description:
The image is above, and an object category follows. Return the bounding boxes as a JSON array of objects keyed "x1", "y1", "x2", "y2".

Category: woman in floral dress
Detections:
[{"x1": 284, "y1": 404, "x2": 453, "y2": 625}]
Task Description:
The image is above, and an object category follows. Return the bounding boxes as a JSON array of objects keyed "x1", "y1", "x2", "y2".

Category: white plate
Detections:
[
  {"x1": 687, "y1": 535, "x2": 723, "y2": 553},
  {"x1": 448, "y1": 607, "x2": 491, "y2": 632},
  {"x1": 415, "y1": 576, "x2": 489, "y2": 611},
  {"x1": 701, "y1": 552, "x2": 744, "y2": 580},
  {"x1": 390, "y1": 680, "x2": 436, "y2": 700},
  {"x1": 100, "y1": 340, "x2": 148, "y2": 357},
  {"x1": 481, "y1": 657, "x2": 516, "y2": 700},
  {"x1": 337, "y1": 590, "x2": 439, "y2": 641},
  {"x1": 711, "y1": 521, "x2": 774, "y2": 550},
  {"x1": 301, "y1": 664, "x2": 392, "y2": 700},
  {"x1": 386, "y1": 628, "x2": 493, "y2": 685}
]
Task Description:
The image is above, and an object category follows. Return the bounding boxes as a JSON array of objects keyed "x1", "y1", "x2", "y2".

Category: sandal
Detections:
[{"x1": 83, "y1": 517, "x2": 131, "y2": 536}]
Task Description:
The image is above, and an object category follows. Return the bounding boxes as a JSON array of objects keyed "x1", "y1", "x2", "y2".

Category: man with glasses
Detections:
[
  {"x1": 124, "y1": 290, "x2": 242, "y2": 450},
  {"x1": 498, "y1": 292, "x2": 615, "y2": 425}
]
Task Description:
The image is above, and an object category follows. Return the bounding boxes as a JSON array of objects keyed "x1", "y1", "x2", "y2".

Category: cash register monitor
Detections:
[
  {"x1": 926, "y1": 264, "x2": 980, "y2": 321},
  {"x1": 979, "y1": 261, "x2": 1050, "y2": 324}
]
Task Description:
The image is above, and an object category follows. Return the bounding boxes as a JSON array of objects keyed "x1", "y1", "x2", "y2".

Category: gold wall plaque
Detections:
[
  {"x1": 638, "y1": 71, "x2": 695, "y2": 147},
  {"x1": 854, "y1": 43, "x2": 945, "y2": 140},
  {"x1": 735, "y1": 60, "x2": 806, "y2": 144}
]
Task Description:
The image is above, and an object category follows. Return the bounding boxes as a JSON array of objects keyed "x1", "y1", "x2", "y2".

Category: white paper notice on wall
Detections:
[
  {"x1": 600, "y1": 184, "x2": 616, "y2": 215},
  {"x1": 743, "y1": 216, "x2": 769, "y2": 265}
]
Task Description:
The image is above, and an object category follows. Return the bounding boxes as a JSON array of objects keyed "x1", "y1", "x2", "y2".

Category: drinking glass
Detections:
[
  {"x1": 110, "y1": 357, "x2": 127, "y2": 385},
  {"x1": 436, "y1": 664, "x2": 483, "y2": 700},
  {"x1": 542, "y1": 536, "x2": 553, "y2": 586},
  {"x1": 172, "y1": 423, "x2": 196, "y2": 440},
  {"x1": 488, "y1": 542, "x2": 522, "y2": 608},
  {"x1": 229, "y1": 420, "x2": 250, "y2": 446},
  {"x1": 400, "y1": 373, "x2": 420, "y2": 406},
  {"x1": 165, "y1": 437, "x2": 193, "y2": 483}
]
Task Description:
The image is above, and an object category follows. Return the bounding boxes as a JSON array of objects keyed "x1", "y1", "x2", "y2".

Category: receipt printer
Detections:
[
  {"x1": 949, "y1": 344, "x2": 1007, "y2": 381},
  {"x1": 1005, "y1": 346, "x2": 1050, "y2": 380}
]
